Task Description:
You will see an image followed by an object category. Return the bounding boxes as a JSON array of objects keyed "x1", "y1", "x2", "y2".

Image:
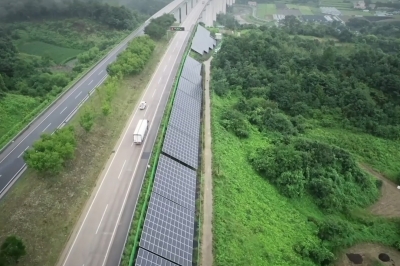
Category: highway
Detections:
[
  {"x1": 57, "y1": 2, "x2": 207, "y2": 266},
  {"x1": 0, "y1": 0, "x2": 189, "y2": 198}
]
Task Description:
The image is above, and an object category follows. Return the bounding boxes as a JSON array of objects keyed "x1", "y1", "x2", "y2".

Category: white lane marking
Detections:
[
  {"x1": 63, "y1": 20, "x2": 186, "y2": 266},
  {"x1": 17, "y1": 146, "x2": 29, "y2": 159},
  {"x1": 0, "y1": 28, "x2": 133, "y2": 164},
  {"x1": 131, "y1": 142, "x2": 134, "y2": 147},
  {"x1": 42, "y1": 123, "x2": 51, "y2": 132},
  {"x1": 60, "y1": 107, "x2": 67, "y2": 114},
  {"x1": 117, "y1": 160, "x2": 127, "y2": 180},
  {"x1": 101, "y1": 30, "x2": 188, "y2": 266},
  {"x1": 95, "y1": 204, "x2": 109, "y2": 235},
  {"x1": 158, "y1": 77, "x2": 162, "y2": 84},
  {"x1": 168, "y1": 55, "x2": 172, "y2": 61},
  {"x1": 62, "y1": 60, "x2": 161, "y2": 266},
  {"x1": 163, "y1": 65, "x2": 167, "y2": 72},
  {"x1": 88, "y1": 80, "x2": 93, "y2": 85},
  {"x1": 151, "y1": 87, "x2": 157, "y2": 98},
  {"x1": 98, "y1": 70, "x2": 103, "y2": 75},
  {"x1": 75, "y1": 91, "x2": 82, "y2": 99}
]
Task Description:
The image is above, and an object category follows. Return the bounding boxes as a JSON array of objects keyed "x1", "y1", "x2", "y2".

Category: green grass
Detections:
[
  {"x1": 256, "y1": 4, "x2": 277, "y2": 17},
  {"x1": 18, "y1": 41, "x2": 84, "y2": 64},
  {"x1": 211, "y1": 93, "x2": 400, "y2": 265},
  {"x1": 286, "y1": 4, "x2": 314, "y2": 15},
  {"x1": 212, "y1": 95, "x2": 321, "y2": 265},
  {"x1": 0, "y1": 94, "x2": 40, "y2": 137},
  {"x1": 306, "y1": 127, "x2": 400, "y2": 181}
]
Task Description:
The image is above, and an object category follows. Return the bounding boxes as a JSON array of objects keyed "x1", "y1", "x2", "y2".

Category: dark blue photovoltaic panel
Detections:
[
  {"x1": 162, "y1": 125, "x2": 200, "y2": 170},
  {"x1": 168, "y1": 105, "x2": 200, "y2": 139},
  {"x1": 153, "y1": 154, "x2": 197, "y2": 210},
  {"x1": 191, "y1": 25, "x2": 216, "y2": 55},
  {"x1": 177, "y1": 77, "x2": 202, "y2": 101},
  {"x1": 136, "y1": 248, "x2": 178, "y2": 266},
  {"x1": 173, "y1": 90, "x2": 201, "y2": 116},
  {"x1": 139, "y1": 193, "x2": 194, "y2": 266}
]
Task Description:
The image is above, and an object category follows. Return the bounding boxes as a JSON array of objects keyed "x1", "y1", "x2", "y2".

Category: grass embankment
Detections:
[
  {"x1": 212, "y1": 95, "x2": 400, "y2": 265},
  {"x1": 0, "y1": 38, "x2": 169, "y2": 266}
]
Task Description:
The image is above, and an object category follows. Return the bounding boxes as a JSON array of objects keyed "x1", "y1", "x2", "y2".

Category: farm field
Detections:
[
  {"x1": 18, "y1": 41, "x2": 84, "y2": 64},
  {"x1": 256, "y1": 4, "x2": 276, "y2": 17},
  {"x1": 286, "y1": 4, "x2": 314, "y2": 15}
]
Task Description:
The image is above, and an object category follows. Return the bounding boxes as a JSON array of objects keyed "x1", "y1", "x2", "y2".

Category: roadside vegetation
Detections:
[
  {"x1": 0, "y1": 0, "x2": 149, "y2": 149},
  {"x1": 211, "y1": 21, "x2": 400, "y2": 265},
  {"x1": 0, "y1": 34, "x2": 169, "y2": 266},
  {"x1": 145, "y1": 14, "x2": 176, "y2": 40}
]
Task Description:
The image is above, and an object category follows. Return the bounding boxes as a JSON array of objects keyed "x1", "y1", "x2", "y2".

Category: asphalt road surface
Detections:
[
  {"x1": 0, "y1": 0, "x2": 189, "y2": 198},
  {"x1": 57, "y1": 2, "x2": 207, "y2": 266}
]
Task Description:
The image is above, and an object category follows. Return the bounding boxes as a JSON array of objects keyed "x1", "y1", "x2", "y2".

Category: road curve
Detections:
[
  {"x1": 57, "y1": 2, "x2": 207, "y2": 266},
  {"x1": 0, "y1": 0, "x2": 189, "y2": 198}
]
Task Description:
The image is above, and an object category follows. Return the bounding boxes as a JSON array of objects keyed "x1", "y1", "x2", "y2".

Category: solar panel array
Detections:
[
  {"x1": 136, "y1": 248, "x2": 178, "y2": 266},
  {"x1": 191, "y1": 25, "x2": 216, "y2": 55},
  {"x1": 137, "y1": 55, "x2": 203, "y2": 266}
]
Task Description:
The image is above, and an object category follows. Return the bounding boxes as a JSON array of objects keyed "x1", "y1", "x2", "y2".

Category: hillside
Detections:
[
  {"x1": 0, "y1": 0, "x2": 152, "y2": 148},
  {"x1": 211, "y1": 22, "x2": 400, "y2": 265}
]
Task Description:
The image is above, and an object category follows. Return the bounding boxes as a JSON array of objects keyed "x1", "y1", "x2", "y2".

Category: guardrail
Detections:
[{"x1": 126, "y1": 23, "x2": 199, "y2": 266}]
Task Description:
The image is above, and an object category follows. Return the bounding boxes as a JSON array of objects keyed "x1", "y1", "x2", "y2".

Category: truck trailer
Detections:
[{"x1": 133, "y1": 119, "x2": 149, "y2": 144}]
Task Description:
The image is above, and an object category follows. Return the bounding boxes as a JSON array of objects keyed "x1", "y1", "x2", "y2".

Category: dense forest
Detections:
[{"x1": 211, "y1": 20, "x2": 400, "y2": 265}]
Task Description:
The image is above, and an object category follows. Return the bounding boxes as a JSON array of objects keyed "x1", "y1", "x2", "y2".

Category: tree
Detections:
[
  {"x1": 79, "y1": 110, "x2": 95, "y2": 132},
  {"x1": 0, "y1": 236, "x2": 26, "y2": 264},
  {"x1": 144, "y1": 14, "x2": 176, "y2": 40},
  {"x1": 24, "y1": 126, "x2": 77, "y2": 174}
]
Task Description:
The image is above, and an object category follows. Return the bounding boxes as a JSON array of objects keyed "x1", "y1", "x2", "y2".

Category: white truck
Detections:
[{"x1": 133, "y1": 119, "x2": 149, "y2": 144}]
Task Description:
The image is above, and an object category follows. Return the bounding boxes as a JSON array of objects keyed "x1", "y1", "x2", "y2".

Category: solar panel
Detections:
[
  {"x1": 191, "y1": 25, "x2": 216, "y2": 55},
  {"x1": 177, "y1": 78, "x2": 202, "y2": 101},
  {"x1": 173, "y1": 90, "x2": 201, "y2": 115},
  {"x1": 181, "y1": 57, "x2": 202, "y2": 83},
  {"x1": 168, "y1": 105, "x2": 200, "y2": 139},
  {"x1": 136, "y1": 248, "x2": 178, "y2": 266},
  {"x1": 153, "y1": 154, "x2": 197, "y2": 209},
  {"x1": 162, "y1": 125, "x2": 200, "y2": 170},
  {"x1": 139, "y1": 193, "x2": 195, "y2": 266}
]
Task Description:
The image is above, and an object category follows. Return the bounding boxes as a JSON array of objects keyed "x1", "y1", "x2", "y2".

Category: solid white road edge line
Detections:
[
  {"x1": 61, "y1": 32, "x2": 184, "y2": 266},
  {"x1": 96, "y1": 204, "x2": 109, "y2": 235},
  {"x1": 100, "y1": 32, "x2": 188, "y2": 266}
]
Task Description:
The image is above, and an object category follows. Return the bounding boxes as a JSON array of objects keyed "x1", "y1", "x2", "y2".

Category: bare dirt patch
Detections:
[
  {"x1": 336, "y1": 243, "x2": 400, "y2": 266},
  {"x1": 359, "y1": 164, "x2": 400, "y2": 218}
]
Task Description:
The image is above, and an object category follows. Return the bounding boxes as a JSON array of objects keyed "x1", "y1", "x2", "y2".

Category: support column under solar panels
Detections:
[
  {"x1": 162, "y1": 125, "x2": 200, "y2": 170},
  {"x1": 136, "y1": 248, "x2": 179, "y2": 266},
  {"x1": 152, "y1": 154, "x2": 197, "y2": 210},
  {"x1": 177, "y1": 77, "x2": 202, "y2": 101},
  {"x1": 139, "y1": 193, "x2": 195, "y2": 266}
]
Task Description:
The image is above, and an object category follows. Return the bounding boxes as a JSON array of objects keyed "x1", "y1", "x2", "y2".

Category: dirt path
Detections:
[
  {"x1": 359, "y1": 164, "x2": 400, "y2": 218},
  {"x1": 201, "y1": 58, "x2": 213, "y2": 266}
]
